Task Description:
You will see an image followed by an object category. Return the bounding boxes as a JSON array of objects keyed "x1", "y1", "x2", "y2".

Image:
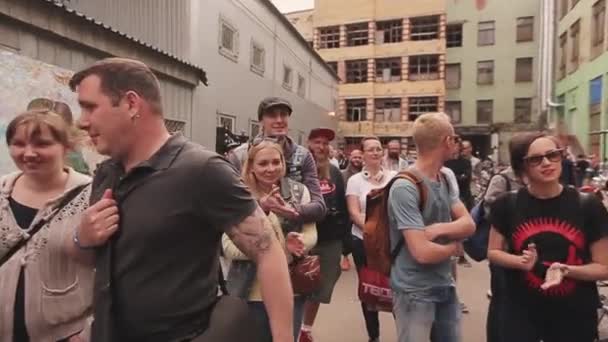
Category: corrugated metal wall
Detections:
[
  {"x1": 0, "y1": 7, "x2": 193, "y2": 136},
  {"x1": 67, "y1": 0, "x2": 191, "y2": 58}
]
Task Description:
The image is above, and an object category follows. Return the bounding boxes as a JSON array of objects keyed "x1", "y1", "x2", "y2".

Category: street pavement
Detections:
[
  {"x1": 312, "y1": 258, "x2": 490, "y2": 342},
  {"x1": 312, "y1": 257, "x2": 608, "y2": 341}
]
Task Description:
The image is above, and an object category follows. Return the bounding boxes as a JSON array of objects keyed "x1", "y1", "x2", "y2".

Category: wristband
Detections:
[{"x1": 73, "y1": 228, "x2": 96, "y2": 250}]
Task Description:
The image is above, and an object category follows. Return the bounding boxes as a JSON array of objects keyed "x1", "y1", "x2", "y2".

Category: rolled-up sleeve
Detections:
[{"x1": 296, "y1": 151, "x2": 327, "y2": 223}]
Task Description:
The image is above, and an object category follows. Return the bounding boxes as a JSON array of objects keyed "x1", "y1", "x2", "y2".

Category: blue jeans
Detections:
[
  {"x1": 248, "y1": 295, "x2": 306, "y2": 342},
  {"x1": 393, "y1": 286, "x2": 461, "y2": 342}
]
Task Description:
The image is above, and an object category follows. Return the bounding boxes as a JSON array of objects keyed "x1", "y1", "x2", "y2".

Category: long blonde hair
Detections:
[{"x1": 242, "y1": 141, "x2": 286, "y2": 198}]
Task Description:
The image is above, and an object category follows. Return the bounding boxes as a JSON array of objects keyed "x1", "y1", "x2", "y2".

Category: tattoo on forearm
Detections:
[{"x1": 227, "y1": 207, "x2": 273, "y2": 260}]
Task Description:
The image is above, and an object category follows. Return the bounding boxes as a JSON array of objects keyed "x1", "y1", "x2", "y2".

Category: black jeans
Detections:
[
  {"x1": 486, "y1": 265, "x2": 506, "y2": 342},
  {"x1": 342, "y1": 234, "x2": 352, "y2": 257},
  {"x1": 351, "y1": 236, "x2": 380, "y2": 340}
]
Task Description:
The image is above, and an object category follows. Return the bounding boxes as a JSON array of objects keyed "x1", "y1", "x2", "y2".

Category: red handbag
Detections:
[
  {"x1": 289, "y1": 255, "x2": 321, "y2": 295},
  {"x1": 357, "y1": 266, "x2": 394, "y2": 312}
]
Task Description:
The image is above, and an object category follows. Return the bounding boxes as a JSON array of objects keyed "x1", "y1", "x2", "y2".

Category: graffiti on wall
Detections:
[{"x1": 0, "y1": 50, "x2": 99, "y2": 174}]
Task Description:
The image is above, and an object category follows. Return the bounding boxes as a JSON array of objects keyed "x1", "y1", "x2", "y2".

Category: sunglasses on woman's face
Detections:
[{"x1": 524, "y1": 149, "x2": 564, "y2": 166}]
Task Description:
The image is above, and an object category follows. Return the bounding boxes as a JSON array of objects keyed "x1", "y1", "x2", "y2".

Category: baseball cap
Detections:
[
  {"x1": 257, "y1": 97, "x2": 293, "y2": 120},
  {"x1": 308, "y1": 127, "x2": 335, "y2": 141}
]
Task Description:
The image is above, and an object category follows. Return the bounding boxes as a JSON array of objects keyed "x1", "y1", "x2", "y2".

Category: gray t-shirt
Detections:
[{"x1": 388, "y1": 169, "x2": 458, "y2": 293}]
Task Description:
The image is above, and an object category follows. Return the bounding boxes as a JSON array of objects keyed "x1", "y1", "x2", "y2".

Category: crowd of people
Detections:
[{"x1": 1, "y1": 56, "x2": 608, "y2": 342}]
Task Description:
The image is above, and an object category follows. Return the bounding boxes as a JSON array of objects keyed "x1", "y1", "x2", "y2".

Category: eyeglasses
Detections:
[
  {"x1": 524, "y1": 149, "x2": 564, "y2": 166},
  {"x1": 364, "y1": 147, "x2": 383, "y2": 153}
]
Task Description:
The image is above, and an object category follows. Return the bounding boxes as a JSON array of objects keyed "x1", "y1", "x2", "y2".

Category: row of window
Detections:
[
  {"x1": 218, "y1": 16, "x2": 307, "y2": 97},
  {"x1": 343, "y1": 97, "x2": 532, "y2": 125},
  {"x1": 318, "y1": 15, "x2": 441, "y2": 49},
  {"x1": 445, "y1": 57, "x2": 534, "y2": 88},
  {"x1": 446, "y1": 16, "x2": 534, "y2": 48},
  {"x1": 558, "y1": 0, "x2": 605, "y2": 79},
  {"x1": 217, "y1": 114, "x2": 261, "y2": 137},
  {"x1": 345, "y1": 97, "x2": 439, "y2": 122},
  {"x1": 327, "y1": 55, "x2": 442, "y2": 84},
  {"x1": 445, "y1": 99, "x2": 533, "y2": 125}
]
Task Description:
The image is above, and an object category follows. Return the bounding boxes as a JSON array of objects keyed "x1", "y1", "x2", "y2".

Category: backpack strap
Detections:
[{"x1": 385, "y1": 170, "x2": 428, "y2": 262}]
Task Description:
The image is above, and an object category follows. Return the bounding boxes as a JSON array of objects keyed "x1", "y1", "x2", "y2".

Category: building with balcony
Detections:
[
  {"x1": 555, "y1": 0, "x2": 608, "y2": 159},
  {"x1": 445, "y1": 0, "x2": 547, "y2": 162},
  {"x1": 287, "y1": 0, "x2": 446, "y2": 153}
]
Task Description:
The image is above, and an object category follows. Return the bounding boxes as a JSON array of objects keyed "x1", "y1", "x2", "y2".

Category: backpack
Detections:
[
  {"x1": 463, "y1": 173, "x2": 510, "y2": 262},
  {"x1": 364, "y1": 170, "x2": 451, "y2": 277}
]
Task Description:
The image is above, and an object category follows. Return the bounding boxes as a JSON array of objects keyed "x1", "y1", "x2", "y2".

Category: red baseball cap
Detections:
[{"x1": 308, "y1": 128, "x2": 335, "y2": 141}]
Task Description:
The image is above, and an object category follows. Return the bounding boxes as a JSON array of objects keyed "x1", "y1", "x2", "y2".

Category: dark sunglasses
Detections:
[{"x1": 524, "y1": 149, "x2": 564, "y2": 166}]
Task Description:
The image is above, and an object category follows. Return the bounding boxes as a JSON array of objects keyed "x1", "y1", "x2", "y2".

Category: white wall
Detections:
[{"x1": 190, "y1": 0, "x2": 338, "y2": 149}]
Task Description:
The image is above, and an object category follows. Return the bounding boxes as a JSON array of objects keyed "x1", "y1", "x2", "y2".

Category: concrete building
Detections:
[
  {"x1": 52, "y1": 0, "x2": 339, "y2": 150},
  {"x1": 0, "y1": 0, "x2": 205, "y2": 173},
  {"x1": 445, "y1": 0, "x2": 547, "y2": 162},
  {"x1": 287, "y1": 0, "x2": 446, "y2": 153},
  {"x1": 555, "y1": 0, "x2": 608, "y2": 159},
  {"x1": 191, "y1": 0, "x2": 338, "y2": 148}
]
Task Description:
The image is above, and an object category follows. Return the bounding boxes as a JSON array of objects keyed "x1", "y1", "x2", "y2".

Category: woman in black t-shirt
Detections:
[{"x1": 488, "y1": 132, "x2": 608, "y2": 342}]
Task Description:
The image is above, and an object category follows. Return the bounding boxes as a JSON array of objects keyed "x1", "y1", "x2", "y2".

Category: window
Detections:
[
  {"x1": 447, "y1": 24, "x2": 463, "y2": 47},
  {"x1": 408, "y1": 55, "x2": 440, "y2": 81},
  {"x1": 219, "y1": 16, "x2": 239, "y2": 61},
  {"x1": 346, "y1": 99, "x2": 367, "y2": 121},
  {"x1": 408, "y1": 97, "x2": 438, "y2": 121},
  {"x1": 297, "y1": 75, "x2": 306, "y2": 97},
  {"x1": 561, "y1": 0, "x2": 569, "y2": 18},
  {"x1": 559, "y1": 33, "x2": 567, "y2": 79},
  {"x1": 250, "y1": 120, "x2": 260, "y2": 137},
  {"x1": 375, "y1": 58, "x2": 401, "y2": 82},
  {"x1": 592, "y1": 0, "x2": 606, "y2": 48},
  {"x1": 446, "y1": 64, "x2": 461, "y2": 89},
  {"x1": 410, "y1": 16, "x2": 440, "y2": 41},
  {"x1": 327, "y1": 61, "x2": 338, "y2": 74},
  {"x1": 476, "y1": 100, "x2": 493, "y2": 124},
  {"x1": 445, "y1": 101, "x2": 462, "y2": 123},
  {"x1": 217, "y1": 114, "x2": 236, "y2": 132},
  {"x1": 516, "y1": 17, "x2": 534, "y2": 42},
  {"x1": 590, "y1": 76, "x2": 603, "y2": 114},
  {"x1": 164, "y1": 119, "x2": 186, "y2": 134},
  {"x1": 345, "y1": 59, "x2": 368, "y2": 83},
  {"x1": 570, "y1": 20, "x2": 580, "y2": 69},
  {"x1": 250, "y1": 40, "x2": 265, "y2": 75},
  {"x1": 515, "y1": 57, "x2": 533, "y2": 82},
  {"x1": 514, "y1": 98, "x2": 532, "y2": 123},
  {"x1": 478, "y1": 21, "x2": 495, "y2": 46},
  {"x1": 346, "y1": 22, "x2": 369, "y2": 46},
  {"x1": 283, "y1": 65, "x2": 293, "y2": 89},
  {"x1": 477, "y1": 60, "x2": 494, "y2": 85},
  {"x1": 376, "y1": 20, "x2": 403, "y2": 44},
  {"x1": 319, "y1": 26, "x2": 340, "y2": 49},
  {"x1": 374, "y1": 98, "x2": 401, "y2": 122}
]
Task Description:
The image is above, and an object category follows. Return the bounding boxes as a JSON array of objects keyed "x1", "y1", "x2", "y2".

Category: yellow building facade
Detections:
[{"x1": 287, "y1": 0, "x2": 446, "y2": 151}]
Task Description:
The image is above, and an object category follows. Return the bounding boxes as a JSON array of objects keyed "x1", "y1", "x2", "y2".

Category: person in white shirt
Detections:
[{"x1": 346, "y1": 136, "x2": 397, "y2": 342}]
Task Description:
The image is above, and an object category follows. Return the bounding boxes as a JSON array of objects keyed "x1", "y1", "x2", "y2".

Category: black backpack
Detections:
[{"x1": 463, "y1": 174, "x2": 510, "y2": 261}]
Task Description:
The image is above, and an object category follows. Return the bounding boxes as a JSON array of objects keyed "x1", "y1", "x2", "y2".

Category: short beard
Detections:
[{"x1": 315, "y1": 154, "x2": 331, "y2": 179}]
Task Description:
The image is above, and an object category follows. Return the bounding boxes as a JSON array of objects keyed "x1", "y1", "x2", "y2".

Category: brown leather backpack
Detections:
[{"x1": 363, "y1": 171, "x2": 428, "y2": 276}]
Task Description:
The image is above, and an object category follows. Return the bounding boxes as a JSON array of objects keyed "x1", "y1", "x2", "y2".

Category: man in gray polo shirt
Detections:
[
  {"x1": 388, "y1": 113, "x2": 475, "y2": 342},
  {"x1": 70, "y1": 58, "x2": 294, "y2": 342}
]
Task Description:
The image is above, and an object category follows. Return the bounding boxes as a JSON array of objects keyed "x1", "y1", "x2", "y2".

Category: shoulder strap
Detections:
[
  {"x1": 385, "y1": 170, "x2": 427, "y2": 263},
  {"x1": 393, "y1": 170, "x2": 428, "y2": 212},
  {"x1": 0, "y1": 183, "x2": 89, "y2": 268}
]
